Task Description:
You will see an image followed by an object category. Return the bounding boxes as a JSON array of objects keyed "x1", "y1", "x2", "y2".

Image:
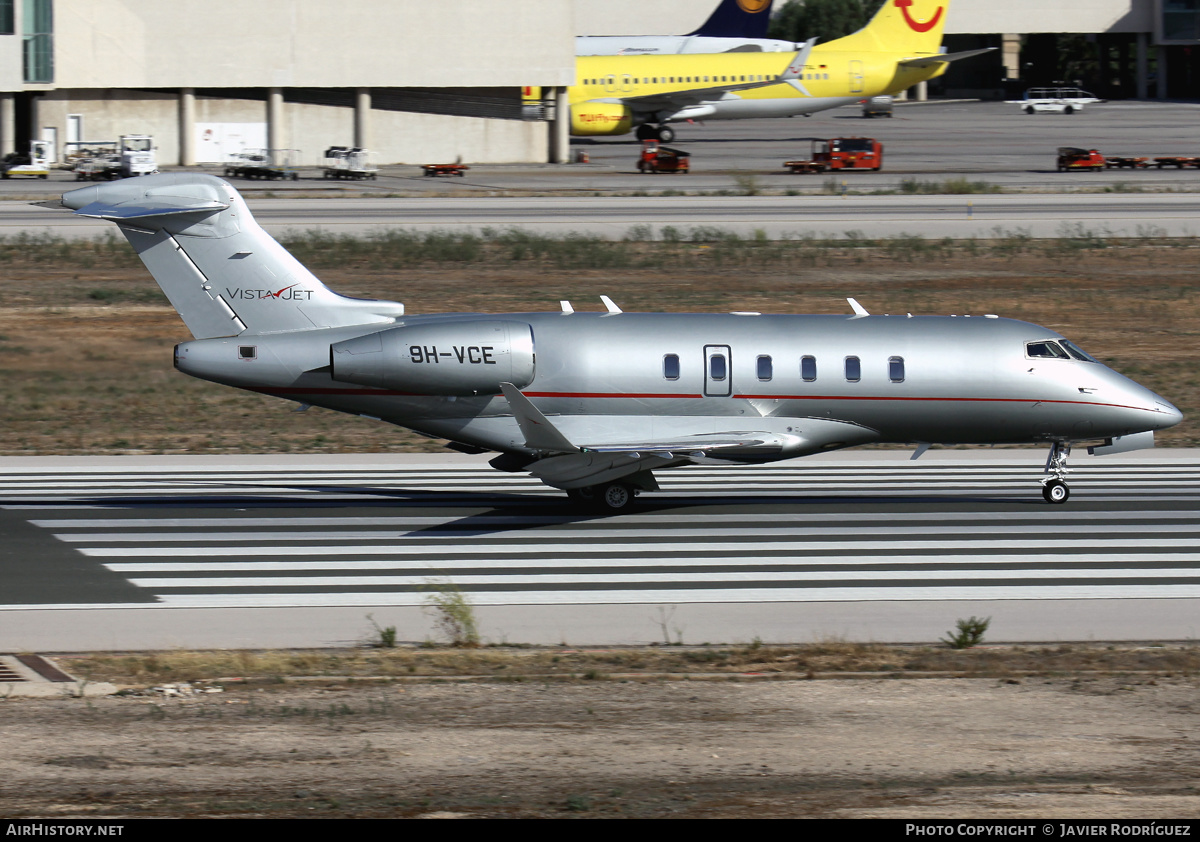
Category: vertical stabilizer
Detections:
[
  {"x1": 60, "y1": 173, "x2": 404, "y2": 339},
  {"x1": 688, "y1": 0, "x2": 773, "y2": 38},
  {"x1": 821, "y1": 0, "x2": 949, "y2": 56}
]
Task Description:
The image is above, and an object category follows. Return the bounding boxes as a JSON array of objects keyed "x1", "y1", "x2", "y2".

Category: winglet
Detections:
[
  {"x1": 779, "y1": 37, "x2": 817, "y2": 82},
  {"x1": 847, "y1": 297, "x2": 870, "y2": 317},
  {"x1": 500, "y1": 383, "x2": 578, "y2": 453}
]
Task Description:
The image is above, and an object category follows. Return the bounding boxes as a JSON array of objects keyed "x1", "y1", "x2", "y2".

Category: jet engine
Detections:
[
  {"x1": 570, "y1": 102, "x2": 635, "y2": 136},
  {"x1": 330, "y1": 320, "x2": 535, "y2": 395}
]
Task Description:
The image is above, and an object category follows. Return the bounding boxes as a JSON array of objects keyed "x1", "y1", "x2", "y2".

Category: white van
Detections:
[{"x1": 1014, "y1": 87, "x2": 1101, "y2": 115}]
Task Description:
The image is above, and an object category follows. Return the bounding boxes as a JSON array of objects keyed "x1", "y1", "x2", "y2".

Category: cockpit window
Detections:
[
  {"x1": 1060, "y1": 339, "x2": 1098, "y2": 362},
  {"x1": 1026, "y1": 340, "x2": 1070, "y2": 360}
]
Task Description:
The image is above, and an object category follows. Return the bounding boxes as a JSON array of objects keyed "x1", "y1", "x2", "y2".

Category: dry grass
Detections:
[
  {"x1": 56, "y1": 642, "x2": 1200, "y2": 687},
  {"x1": 0, "y1": 234, "x2": 1197, "y2": 455}
]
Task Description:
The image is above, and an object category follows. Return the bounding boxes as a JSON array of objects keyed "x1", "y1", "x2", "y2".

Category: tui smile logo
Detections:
[{"x1": 894, "y1": 0, "x2": 943, "y2": 33}]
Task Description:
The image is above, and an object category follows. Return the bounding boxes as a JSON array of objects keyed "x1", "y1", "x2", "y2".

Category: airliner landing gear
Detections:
[
  {"x1": 1041, "y1": 442, "x2": 1072, "y2": 504},
  {"x1": 635, "y1": 124, "x2": 675, "y2": 142}
]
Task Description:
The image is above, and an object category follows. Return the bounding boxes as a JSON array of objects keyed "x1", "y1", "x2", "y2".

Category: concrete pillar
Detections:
[
  {"x1": 0, "y1": 93, "x2": 14, "y2": 156},
  {"x1": 354, "y1": 88, "x2": 371, "y2": 148},
  {"x1": 178, "y1": 88, "x2": 196, "y2": 166},
  {"x1": 548, "y1": 86, "x2": 569, "y2": 164},
  {"x1": 1136, "y1": 32, "x2": 1148, "y2": 99},
  {"x1": 267, "y1": 87, "x2": 284, "y2": 151},
  {"x1": 1157, "y1": 46, "x2": 1168, "y2": 99},
  {"x1": 1002, "y1": 33, "x2": 1020, "y2": 81}
]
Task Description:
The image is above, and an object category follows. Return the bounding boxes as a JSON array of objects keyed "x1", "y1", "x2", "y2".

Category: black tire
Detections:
[
  {"x1": 598, "y1": 482, "x2": 634, "y2": 511},
  {"x1": 1042, "y1": 479, "x2": 1070, "y2": 504},
  {"x1": 1064, "y1": 105, "x2": 1074, "y2": 115},
  {"x1": 566, "y1": 487, "x2": 596, "y2": 505},
  {"x1": 635, "y1": 124, "x2": 656, "y2": 141},
  {"x1": 656, "y1": 125, "x2": 675, "y2": 143},
  {"x1": 1025, "y1": 106, "x2": 1034, "y2": 114}
]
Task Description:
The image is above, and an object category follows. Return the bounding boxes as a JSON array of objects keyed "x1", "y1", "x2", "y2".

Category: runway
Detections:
[
  {"x1": 9, "y1": 193, "x2": 1200, "y2": 240},
  {"x1": 3, "y1": 451, "x2": 1199, "y2": 649}
]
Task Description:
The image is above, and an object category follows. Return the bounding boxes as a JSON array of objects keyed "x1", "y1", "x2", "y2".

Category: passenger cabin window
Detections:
[
  {"x1": 709, "y1": 354, "x2": 727, "y2": 381},
  {"x1": 757, "y1": 355, "x2": 772, "y2": 381},
  {"x1": 801, "y1": 356, "x2": 817, "y2": 382},
  {"x1": 844, "y1": 356, "x2": 861, "y2": 382},
  {"x1": 1026, "y1": 341, "x2": 1070, "y2": 360},
  {"x1": 889, "y1": 356, "x2": 905, "y2": 383},
  {"x1": 663, "y1": 354, "x2": 680, "y2": 380}
]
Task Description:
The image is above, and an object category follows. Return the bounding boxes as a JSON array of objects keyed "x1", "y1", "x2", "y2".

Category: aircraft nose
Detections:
[{"x1": 1150, "y1": 395, "x2": 1184, "y2": 430}]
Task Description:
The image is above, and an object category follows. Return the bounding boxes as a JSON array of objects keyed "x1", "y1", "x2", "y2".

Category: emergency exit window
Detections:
[{"x1": 710, "y1": 354, "x2": 727, "y2": 381}]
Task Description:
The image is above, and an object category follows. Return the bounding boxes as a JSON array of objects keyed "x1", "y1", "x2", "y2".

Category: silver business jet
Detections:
[{"x1": 48, "y1": 174, "x2": 1182, "y2": 510}]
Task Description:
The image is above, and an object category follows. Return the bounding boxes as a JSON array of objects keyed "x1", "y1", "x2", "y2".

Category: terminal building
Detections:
[{"x1": 0, "y1": 1, "x2": 1193, "y2": 167}]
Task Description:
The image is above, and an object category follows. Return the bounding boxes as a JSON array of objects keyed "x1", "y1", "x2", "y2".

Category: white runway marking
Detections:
[{"x1": 4, "y1": 457, "x2": 1199, "y2": 609}]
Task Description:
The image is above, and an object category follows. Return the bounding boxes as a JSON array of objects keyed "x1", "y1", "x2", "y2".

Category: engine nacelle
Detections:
[
  {"x1": 330, "y1": 320, "x2": 535, "y2": 395},
  {"x1": 570, "y1": 102, "x2": 635, "y2": 136}
]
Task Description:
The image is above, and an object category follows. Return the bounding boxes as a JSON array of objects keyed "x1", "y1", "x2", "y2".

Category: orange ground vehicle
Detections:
[
  {"x1": 638, "y1": 140, "x2": 689, "y2": 173},
  {"x1": 422, "y1": 163, "x2": 469, "y2": 177},
  {"x1": 1055, "y1": 147, "x2": 1106, "y2": 172},
  {"x1": 784, "y1": 137, "x2": 883, "y2": 173}
]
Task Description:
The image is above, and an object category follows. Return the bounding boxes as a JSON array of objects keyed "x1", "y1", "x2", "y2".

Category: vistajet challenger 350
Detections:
[{"x1": 47, "y1": 174, "x2": 1181, "y2": 510}]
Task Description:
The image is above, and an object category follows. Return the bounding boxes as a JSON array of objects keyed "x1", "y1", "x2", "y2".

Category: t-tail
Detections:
[
  {"x1": 822, "y1": 0, "x2": 949, "y2": 56},
  {"x1": 58, "y1": 173, "x2": 404, "y2": 339},
  {"x1": 688, "y1": 0, "x2": 773, "y2": 38}
]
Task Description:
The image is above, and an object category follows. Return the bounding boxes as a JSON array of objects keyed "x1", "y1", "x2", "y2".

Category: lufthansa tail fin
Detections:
[
  {"x1": 58, "y1": 173, "x2": 404, "y2": 340},
  {"x1": 688, "y1": 0, "x2": 773, "y2": 38}
]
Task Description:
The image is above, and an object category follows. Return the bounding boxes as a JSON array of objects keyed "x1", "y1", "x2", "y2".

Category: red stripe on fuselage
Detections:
[{"x1": 251, "y1": 386, "x2": 1153, "y2": 414}]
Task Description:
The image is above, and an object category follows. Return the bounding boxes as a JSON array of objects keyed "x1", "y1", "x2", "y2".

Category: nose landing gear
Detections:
[{"x1": 1041, "y1": 442, "x2": 1072, "y2": 504}]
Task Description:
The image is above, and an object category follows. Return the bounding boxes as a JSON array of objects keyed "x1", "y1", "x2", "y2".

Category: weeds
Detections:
[
  {"x1": 365, "y1": 614, "x2": 397, "y2": 649},
  {"x1": 422, "y1": 580, "x2": 481, "y2": 648},
  {"x1": 942, "y1": 616, "x2": 991, "y2": 650},
  {"x1": 898, "y1": 177, "x2": 1001, "y2": 195}
]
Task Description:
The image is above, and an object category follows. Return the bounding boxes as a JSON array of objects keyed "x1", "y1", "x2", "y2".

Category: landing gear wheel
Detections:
[
  {"x1": 635, "y1": 124, "x2": 657, "y2": 141},
  {"x1": 1042, "y1": 479, "x2": 1070, "y2": 504},
  {"x1": 566, "y1": 487, "x2": 596, "y2": 504},
  {"x1": 598, "y1": 482, "x2": 634, "y2": 511},
  {"x1": 656, "y1": 125, "x2": 675, "y2": 143}
]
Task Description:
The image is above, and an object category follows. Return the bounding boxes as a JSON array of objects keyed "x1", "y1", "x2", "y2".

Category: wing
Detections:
[{"x1": 612, "y1": 37, "x2": 815, "y2": 113}]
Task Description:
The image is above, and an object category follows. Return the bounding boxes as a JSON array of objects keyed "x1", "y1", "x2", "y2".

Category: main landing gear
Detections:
[
  {"x1": 1041, "y1": 442, "x2": 1071, "y2": 504},
  {"x1": 635, "y1": 124, "x2": 675, "y2": 143},
  {"x1": 566, "y1": 482, "x2": 639, "y2": 512}
]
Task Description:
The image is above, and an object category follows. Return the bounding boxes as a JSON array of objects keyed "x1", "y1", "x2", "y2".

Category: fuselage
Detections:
[
  {"x1": 175, "y1": 311, "x2": 1182, "y2": 461},
  {"x1": 570, "y1": 46, "x2": 943, "y2": 132}
]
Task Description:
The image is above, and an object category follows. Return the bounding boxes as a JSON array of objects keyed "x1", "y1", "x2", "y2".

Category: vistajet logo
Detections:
[{"x1": 225, "y1": 284, "x2": 314, "y2": 301}]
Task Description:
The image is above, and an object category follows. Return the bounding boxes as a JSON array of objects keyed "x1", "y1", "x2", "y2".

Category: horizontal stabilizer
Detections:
[
  {"x1": 71, "y1": 199, "x2": 228, "y2": 221},
  {"x1": 899, "y1": 47, "x2": 996, "y2": 68}
]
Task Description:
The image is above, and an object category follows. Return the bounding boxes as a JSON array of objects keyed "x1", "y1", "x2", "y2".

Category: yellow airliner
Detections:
[{"x1": 570, "y1": 0, "x2": 986, "y2": 141}]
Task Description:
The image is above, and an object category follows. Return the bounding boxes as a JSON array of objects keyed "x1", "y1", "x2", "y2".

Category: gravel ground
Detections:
[{"x1": 3, "y1": 675, "x2": 1199, "y2": 818}]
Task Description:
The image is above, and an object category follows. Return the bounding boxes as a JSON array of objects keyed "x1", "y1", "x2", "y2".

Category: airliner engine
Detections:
[
  {"x1": 329, "y1": 320, "x2": 535, "y2": 395},
  {"x1": 570, "y1": 102, "x2": 635, "y2": 136}
]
